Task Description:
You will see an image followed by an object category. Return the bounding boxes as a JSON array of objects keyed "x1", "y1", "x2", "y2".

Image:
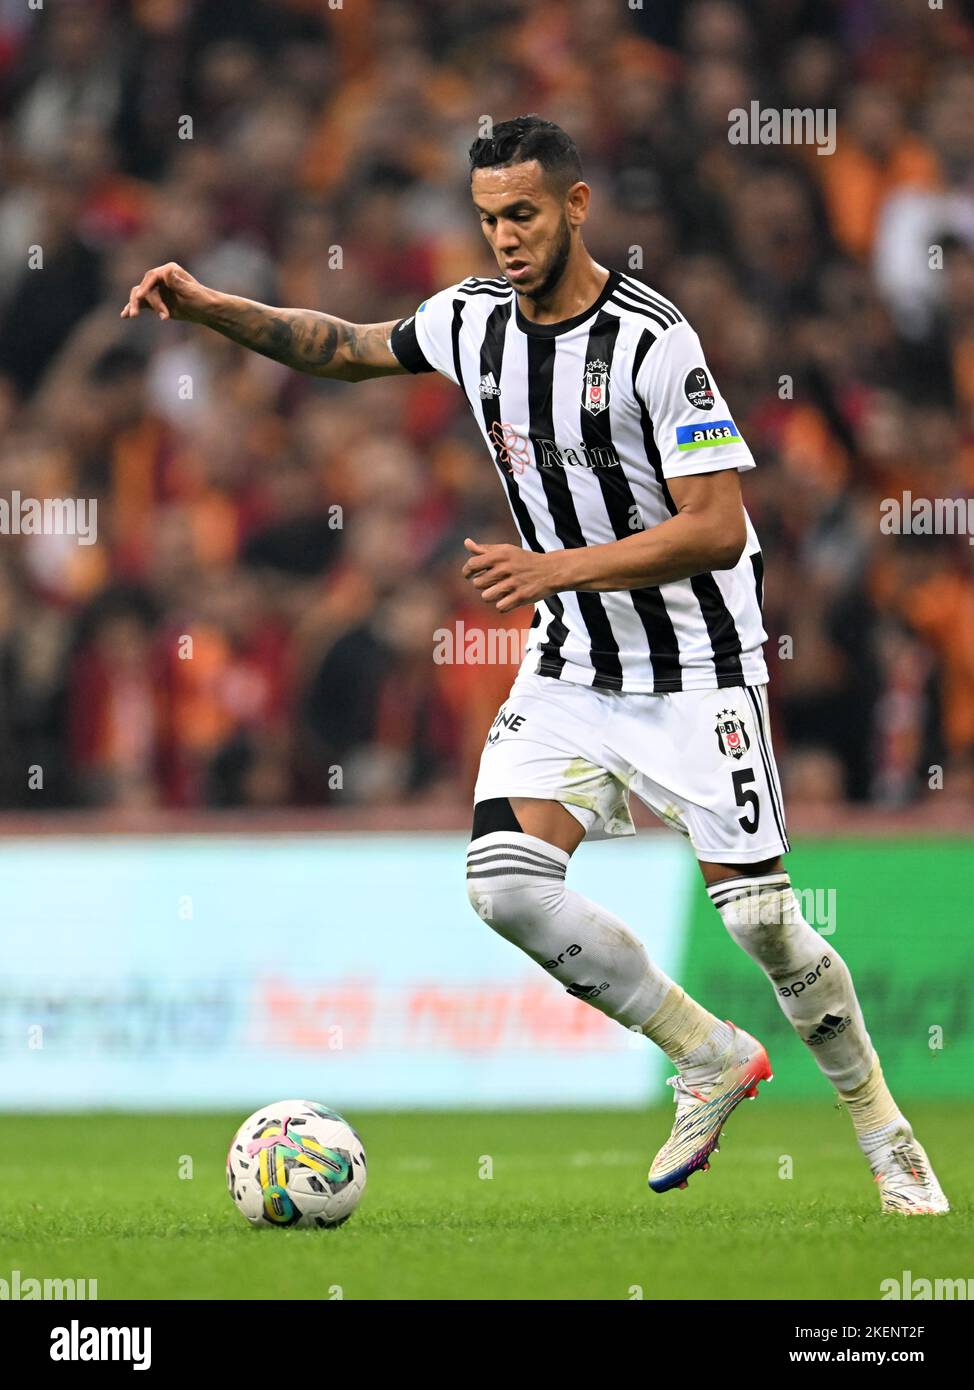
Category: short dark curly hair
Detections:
[{"x1": 468, "y1": 115, "x2": 583, "y2": 193}]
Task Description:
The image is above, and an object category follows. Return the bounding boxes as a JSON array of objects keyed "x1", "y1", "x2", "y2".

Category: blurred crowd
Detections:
[{"x1": 1, "y1": 0, "x2": 973, "y2": 812}]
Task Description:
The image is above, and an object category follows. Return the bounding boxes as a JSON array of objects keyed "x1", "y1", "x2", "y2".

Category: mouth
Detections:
[{"x1": 504, "y1": 261, "x2": 531, "y2": 282}]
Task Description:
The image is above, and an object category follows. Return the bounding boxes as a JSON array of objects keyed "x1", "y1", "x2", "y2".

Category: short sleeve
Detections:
[
  {"x1": 635, "y1": 321, "x2": 755, "y2": 479},
  {"x1": 388, "y1": 284, "x2": 462, "y2": 385}
]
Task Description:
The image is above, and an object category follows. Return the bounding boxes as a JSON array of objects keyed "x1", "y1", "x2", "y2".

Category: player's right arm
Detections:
[{"x1": 120, "y1": 261, "x2": 406, "y2": 381}]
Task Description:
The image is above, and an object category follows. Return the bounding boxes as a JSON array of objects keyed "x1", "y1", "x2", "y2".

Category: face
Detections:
[{"x1": 471, "y1": 160, "x2": 588, "y2": 299}]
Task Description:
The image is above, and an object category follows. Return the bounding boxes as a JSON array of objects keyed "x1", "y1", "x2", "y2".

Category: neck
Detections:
[{"x1": 517, "y1": 249, "x2": 610, "y2": 325}]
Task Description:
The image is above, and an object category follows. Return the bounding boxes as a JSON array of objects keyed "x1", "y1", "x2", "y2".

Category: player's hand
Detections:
[
  {"x1": 120, "y1": 261, "x2": 208, "y2": 322},
  {"x1": 462, "y1": 538, "x2": 563, "y2": 613}
]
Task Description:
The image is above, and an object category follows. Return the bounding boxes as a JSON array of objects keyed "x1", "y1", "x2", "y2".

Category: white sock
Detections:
[
  {"x1": 467, "y1": 831, "x2": 727, "y2": 1064},
  {"x1": 708, "y1": 872, "x2": 874, "y2": 1091}
]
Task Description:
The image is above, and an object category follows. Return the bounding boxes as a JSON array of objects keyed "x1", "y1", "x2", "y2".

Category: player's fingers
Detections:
[
  {"x1": 464, "y1": 559, "x2": 496, "y2": 580},
  {"x1": 464, "y1": 553, "x2": 498, "y2": 578},
  {"x1": 463, "y1": 537, "x2": 486, "y2": 554},
  {"x1": 462, "y1": 547, "x2": 491, "y2": 575},
  {"x1": 137, "y1": 272, "x2": 169, "y2": 318},
  {"x1": 124, "y1": 286, "x2": 151, "y2": 317},
  {"x1": 144, "y1": 287, "x2": 169, "y2": 319},
  {"x1": 472, "y1": 568, "x2": 506, "y2": 589},
  {"x1": 496, "y1": 591, "x2": 527, "y2": 613},
  {"x1": 132, "y1": 269, "x2": 172, "y2": 319},
  {"x1": 481, "y1": 579, "x2": 515, "y2": 603}
]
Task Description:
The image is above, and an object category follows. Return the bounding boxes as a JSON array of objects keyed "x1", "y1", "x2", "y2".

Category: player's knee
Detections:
[
  {"x1": 465, "y1": 832, "x2": 568, "y2": 939},
  {"x1": 712, "y1": 875, "x2": 808, "y2": 954},
  {"x1": 711, "y1": 874, "x2": 851, "y2": 994}
]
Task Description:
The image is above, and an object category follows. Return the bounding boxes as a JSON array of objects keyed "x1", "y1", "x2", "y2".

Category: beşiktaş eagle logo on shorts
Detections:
[
  {"x1": 684, "y1": 367, "x2": 715, "y2": 410},
  {"x1": 715, "y1": 708, "x2": 750, "y2": 759},
  {"x1": 488, "y1": 421, "x2": 531, "y2": 475},
  {"x1": 486, "y1": 707, "x2": 527, "y2": 745},
  {"x1": 581, "y1": 359, "x2": 610, "y2": 414}
]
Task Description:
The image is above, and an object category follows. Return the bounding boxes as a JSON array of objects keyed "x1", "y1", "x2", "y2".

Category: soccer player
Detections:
[{"x1": 122, "y1": 115, "x2": 948, "y2": 1214}]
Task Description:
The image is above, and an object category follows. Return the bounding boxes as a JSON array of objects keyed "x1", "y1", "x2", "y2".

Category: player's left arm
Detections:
[
  {"x1": 462, "y1": 470, "x2": 746, "y2": 610},
  {"x1": 554, "y1": 468, "x2": 747, "y2": 589}
]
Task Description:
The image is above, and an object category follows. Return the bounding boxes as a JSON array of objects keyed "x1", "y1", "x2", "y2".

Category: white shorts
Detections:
[{"x1": 474, "y1": 668, "x2": 790, "y2": 863}]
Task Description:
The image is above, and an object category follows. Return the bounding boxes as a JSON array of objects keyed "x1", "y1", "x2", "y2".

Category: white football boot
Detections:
[
  {"x1": 871, "y1": 1127, "x2": 950, "y2": 1214},
  {"x1": 648, "y1": 1022, "x2": 772, "y2": 1193}
]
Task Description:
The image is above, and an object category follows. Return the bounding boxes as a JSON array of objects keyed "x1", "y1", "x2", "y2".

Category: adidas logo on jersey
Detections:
[{"x1": 478, "y1": 372, "x2": 501, "y2": 398}]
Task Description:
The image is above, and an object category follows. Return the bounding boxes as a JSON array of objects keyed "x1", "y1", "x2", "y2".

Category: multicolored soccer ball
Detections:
[{"x1": 226, "y1": 1100, "x2": 367, "y2": 1229}]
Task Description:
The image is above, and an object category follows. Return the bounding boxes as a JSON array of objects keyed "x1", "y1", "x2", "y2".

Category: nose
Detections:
[{"x1": 495, "y1": 219, "x2": 521, "y2": 251}]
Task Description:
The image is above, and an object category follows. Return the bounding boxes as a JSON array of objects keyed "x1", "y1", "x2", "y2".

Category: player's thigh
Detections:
[
  {"x1": 697, "y1": 853, "x2": 785, "y2": 887},
  {"x1": 469, "y1": 792, "x2": 586, "y2": 854},
  {"x1": 473, "y1": 670, "x2": 635, "y2": 846},
  {"x1": 610, "y1": 683, "x2": 790, "y2": 864},
  {"x1": 510, "y1": 797, "x2": 587, "y2": 854}
]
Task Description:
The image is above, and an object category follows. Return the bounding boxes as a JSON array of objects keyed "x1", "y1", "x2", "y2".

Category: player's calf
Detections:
[
  {"x1": 466, "y1": 828, "x2": 672, "y2": 1031},
  {"x1": 708, "y1": 870, "x2": 873, "y2": 1090},
  {"x1": 709, "y1": 870, "x2": 949, "y2": 1213},
  {"x1": 466, "y1": 818, "x2": 727, "y2": 1065}
]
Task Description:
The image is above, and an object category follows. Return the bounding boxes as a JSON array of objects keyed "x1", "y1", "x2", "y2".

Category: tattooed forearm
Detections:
[
  {"x1": 262, "y1": 312, "x2": 341, "y2": 369},
  {"x1": 198, "y1": 294, "x2": 403, "y2": 380},
  {"x1": 204, "y1": 299, "x2": 344, "y2": 371}
]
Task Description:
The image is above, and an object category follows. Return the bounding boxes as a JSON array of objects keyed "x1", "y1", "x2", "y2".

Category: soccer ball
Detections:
[{"x1": 226, "y1": 1100, "x2": 367, "y2": 1229}]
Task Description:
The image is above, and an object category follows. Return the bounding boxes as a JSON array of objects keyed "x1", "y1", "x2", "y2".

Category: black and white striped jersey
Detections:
[{"x1": 389, "y1": 268, "x2": 768, "y2": 693}]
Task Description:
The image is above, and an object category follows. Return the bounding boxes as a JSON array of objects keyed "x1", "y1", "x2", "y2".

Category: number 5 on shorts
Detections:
[{"x1": 732, "y1": 768, "x2": 760, "y2": 834}]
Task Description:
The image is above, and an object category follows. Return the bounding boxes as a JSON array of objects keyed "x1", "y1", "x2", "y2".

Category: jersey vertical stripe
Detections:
[
  {"x1": 582, "y1": 312, "x2": 684, "y2": 689},
  {"x1": 751, "y1": 551, "x2": 765, "y2": 613},
  {"x1": 476, "y1": 300, "x2": 569, "y2": 676},
  {"x1": 450, "y1": 298, "x2": 465, "y2": 389}
]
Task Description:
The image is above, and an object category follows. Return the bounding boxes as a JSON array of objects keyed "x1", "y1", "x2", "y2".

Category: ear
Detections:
[{"x1": 565, "y1": 180, "x2": 590, "y2": 228}]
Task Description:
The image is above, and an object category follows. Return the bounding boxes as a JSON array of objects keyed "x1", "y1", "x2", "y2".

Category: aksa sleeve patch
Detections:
[{"x1": 675, "y1": 420, "x2": 742, "y2": 451}]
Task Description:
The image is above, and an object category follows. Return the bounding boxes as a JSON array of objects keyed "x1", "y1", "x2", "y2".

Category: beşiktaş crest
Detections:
[
  {"x1": 582, "y1": 359, "x2": 610, "y2": 414},
  {"x1": 715, "y1": 709, "x2": 750, "y2": 759}
]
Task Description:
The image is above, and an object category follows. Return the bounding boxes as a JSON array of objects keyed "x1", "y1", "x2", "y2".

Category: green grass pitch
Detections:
[{"x1": 2, "y1": 1098, "x2": 970, "y2": 1300}]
